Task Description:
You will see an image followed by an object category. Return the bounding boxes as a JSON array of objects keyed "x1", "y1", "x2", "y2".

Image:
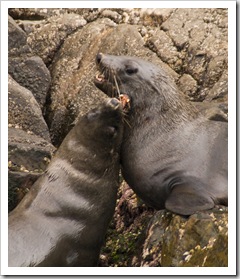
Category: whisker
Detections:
[
  {"x1": 109, "y1": 69, "x2": 116, "y2": 98},
  {"x1": 113, "y1": 75, "x2": 121, "y2": 98},
  {"x1": 123, "y1": 117, "x2": 131, "y2": 128},
  {"x1": 103, "y1": 67, "x2": 110, "y2": 96},
  {"x1": 102, "y1": 66, "x2": 113, "y2": 97}
]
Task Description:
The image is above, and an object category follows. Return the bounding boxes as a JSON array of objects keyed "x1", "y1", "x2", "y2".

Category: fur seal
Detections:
[
  {"x1": 95, "y1": 53, "x2": 228, "y2": 216},
  {"x1": 8, "y1": 98, "x2": 123, "y2": 267}
]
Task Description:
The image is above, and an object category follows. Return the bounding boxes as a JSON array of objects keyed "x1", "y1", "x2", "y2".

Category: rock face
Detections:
[
  {"x1": 7, "y1": 8, "x2": 228, "y2": 267},
  {"x1": 8, "y1": 15, "x2": 55, "y2": 211},
  {"x1": 8, "y1": 75, "x2": 50, "y2": 141},
  {"x1": 8, "y1": 15, "x2": 51, "y2": 110},
  {"x1": 27, "y1": 13, "x2": 87, "y2": 66},
  {"x1": 99, "y1": 183, "x2": 228, "y2": 267},
  {"x1": 8, "y1": 127, "x2": 55, "y2": 211},
  {"x1": 141, "y1": 207, "x2": 228, "y2": 267},
  {"x1": 8, "y1": 56, "x2": 51, "y2": 110}
]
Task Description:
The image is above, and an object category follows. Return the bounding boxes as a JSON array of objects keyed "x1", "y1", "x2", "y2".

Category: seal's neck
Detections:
[{"x1": 127, "y1": 83, "x2": 198, "y2": 133}]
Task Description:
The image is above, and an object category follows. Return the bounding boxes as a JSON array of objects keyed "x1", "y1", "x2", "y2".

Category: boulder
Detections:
[
  {"x1": 8, "y1": 57, "x2": 51, "y2": 110},
  {"x1": 99, "y1": 182, "x2": 228, "y2": 267},
  {"x1": 27, "y1": 13, "x2": 87, "y2": 66},
  {"x1": 8, "y1": 171, "x2": 40, "y2": 212},
  {"x1": 8, "y1": 127, "x2": 55, "y2": 211},
  {"x1": 8, "y1": 15, "x2": 30, "y2": 53},
  {"x1": 141, "y1": 207, "x2": 228, "y2": 267},
  {"x1": 8, "y1": 15, "x2": 51, "y2": 109},
  {"x1": 8, "y1": 127, "x2": 54, "y2": 172},
  {"x1": 161, "y1": 9, "x2": 228, "y2": 101},
  {"x1": 8, "y1": 75, "x2": 51, "y2": 142}
]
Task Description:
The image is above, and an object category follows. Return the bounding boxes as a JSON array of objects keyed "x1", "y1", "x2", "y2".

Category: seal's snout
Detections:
[
  {"x1": 108, "y1": 98, "x2": 120, "y2": 109},
  {"x1": 96, "y1": 53, "x2": 103, "y2": 64}
]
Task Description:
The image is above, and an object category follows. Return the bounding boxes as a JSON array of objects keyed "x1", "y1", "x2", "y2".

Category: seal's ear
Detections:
[{"x1": 165, "y1": 181, "x2": 214, "y2": 216}]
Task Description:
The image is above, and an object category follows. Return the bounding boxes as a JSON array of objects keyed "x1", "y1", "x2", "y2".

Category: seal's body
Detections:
[
  {"x1": 95, "y1": 53, "x2": 227, "y2": 216},
  {"x1": 9, "y1": 98, "x2": 123, "y2": 267}
]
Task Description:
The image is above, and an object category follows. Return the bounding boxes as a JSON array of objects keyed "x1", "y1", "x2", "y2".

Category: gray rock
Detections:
[
  {"x1": 161, "y1": 9, "x2": 227, "y2": 101},
  {"x1": 8, "y1": 8, "x2": 64, "y2": 20},
  {"x1": 8, "y1": 127, "x2": 55, "y2": 211},
  {"x1": 145, "y1": 29, "x2": 183, "y2": 71},
  {"x1": 8, "y1": 127, "x2": 55, "y2": 172},
  {"x1": 140, "y1": 8, "x2": 176, "y2": 27},
  {"x1": 8, "y1": 75, "x2": 51, "y2": 141},
  {"x1": 206, "y1": 69, "x2": 228, "y2": 102},
  {"x1": 141, "y1": 208, "x2": 228, "y2": 267},
  {"x1": 8, "y1": 8, "x2": 100, "y2": 22},
  {"x1": 8, "y1": 171, "x2": 40, "y2": 212},
  {"x1": 27, "y1": 13, "x2": 87, "y2": 66},
  {"x1": 46, "y1": 18, "x2": 116, "y2": 145},
  {"x1": 177, "y1": 74, "x2": 198, "y2": 99},
  {"x1": 100, "y1": 182, "x2": 228, "y2": 267},
  {"x1": 8, "y1": 15, "x2": 31, "y2": 55},
  {"x1": 8, "y1": 16, "x2": 51, "y2": 109},
  {"x1": 8, "y1": 57, "x2": 51, "y2": 109},
  {"x1": 60, "y1": 8, "x2": 101, "y2": 22},
  {"x1": 100, "y1": 9, "x2": 122, "y2": 23},
  {"x1": 17, "y1": 20, "x2": 43, "y2": 35}
]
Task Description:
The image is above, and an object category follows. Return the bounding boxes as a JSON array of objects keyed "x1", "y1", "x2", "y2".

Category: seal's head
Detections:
[
  {"x1": 95, "y1": 53, "x2": 178, "y2": 109},
  {"x1": 81, "y1": 98, "x2": 124, "y2": 148},
  {"x1": 94, "y1": 53, "x2": 197, "y2": 123},
  {"x1": 58, "y1": 97, "x2": 124, "y2": 162}
]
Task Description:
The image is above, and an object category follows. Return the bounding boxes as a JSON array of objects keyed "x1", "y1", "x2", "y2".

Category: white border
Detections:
[
  {"x1": 0, "y1": 1, "x2": 236, "y2": 9},
  {"x1": 1, "y1": 1, "x2": 237, "y2": 276}
]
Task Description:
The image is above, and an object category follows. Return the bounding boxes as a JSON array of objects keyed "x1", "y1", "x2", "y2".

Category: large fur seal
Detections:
[
  {"x1": 8, "y1": 98, "x2": 123, "y2": 267},
  {"x1": 95, "y1": 53, "x2": 228, "y2": 216}
]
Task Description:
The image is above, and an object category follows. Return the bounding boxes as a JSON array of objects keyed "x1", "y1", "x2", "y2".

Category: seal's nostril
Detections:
[{"x1": 96, "y1": 53, "x2": 103, "y2": 64}]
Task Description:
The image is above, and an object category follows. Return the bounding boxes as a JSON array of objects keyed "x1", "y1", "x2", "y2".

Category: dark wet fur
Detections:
[{"x1": 94, "y1": 53, "x2": 228, "y2": 216}]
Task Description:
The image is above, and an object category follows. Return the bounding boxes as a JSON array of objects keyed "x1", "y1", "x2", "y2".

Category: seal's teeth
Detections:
[
  {"x1": 119, "y1": 94, "x2": 131, "y2": 109},
  {"x1": 119, "y1": 94, "x2": 130, "y2": 103},
  {"x1": 95, "y1": 72, "x2": 105, "y2": 82}
]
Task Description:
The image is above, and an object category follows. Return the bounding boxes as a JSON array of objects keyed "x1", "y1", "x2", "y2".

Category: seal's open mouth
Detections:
[
  {"x1": 94, "y1": 70, "x2": 116, "y2": 93},
  {"x1": 94, "y1": 70, "x2": 131, "y2": 111},
  {"x1": 94, "y1": 53, "x2": 131, "y2": 111},
  {"x1": 94, "y1": 70, "x2": 114, "y2": 95}
]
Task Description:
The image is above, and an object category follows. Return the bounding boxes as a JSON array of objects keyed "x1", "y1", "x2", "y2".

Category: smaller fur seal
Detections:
[
  {"x1": 95, "y1": 53, "x2": 228, "y2": 216},
  {"x1": 8, "y1": 98, "x2": 123, "y2": 267}
]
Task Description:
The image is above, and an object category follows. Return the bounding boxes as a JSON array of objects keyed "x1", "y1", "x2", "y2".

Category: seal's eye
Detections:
[{"x1": 125, "y1": 66, "x2": 138, "y2": 75}]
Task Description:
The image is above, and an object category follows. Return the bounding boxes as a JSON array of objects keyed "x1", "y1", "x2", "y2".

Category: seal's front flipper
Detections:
[{"x1": 165, "y1": 180, "x2": 214, "y2": 216}]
